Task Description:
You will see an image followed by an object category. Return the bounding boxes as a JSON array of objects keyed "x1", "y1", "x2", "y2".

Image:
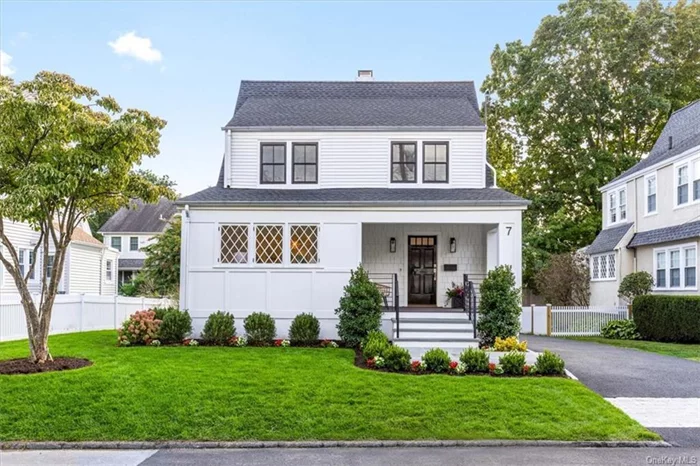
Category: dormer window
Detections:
[
  {"x1": 608, "y1": 186, "x2": 626, "y2": 225},
  {"x1": 391, "y1": 142, "x2": 417, "y2": 183},
  {"x1": 423, "y1": 142, "x2": 449, "y2": 183},
  {"x1": 260, "y1": 143, "x2": 286, "y2": 184}
]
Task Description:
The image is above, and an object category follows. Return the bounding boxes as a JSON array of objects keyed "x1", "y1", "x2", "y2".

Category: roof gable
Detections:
[
  {"x1": 98, "y1": 198, "x2": 176, "y2": 234},
  {"x1": 227, "y1": 80, "x2": 483, "y2": 129}
]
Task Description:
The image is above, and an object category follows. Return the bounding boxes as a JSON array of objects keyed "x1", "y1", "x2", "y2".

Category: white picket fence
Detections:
[
  {"x1": 0, "y1": 294, "x2": 173, "y2": 342},
  {"x1": 521, "y1": 305, "x2": 630, "y2": 337}
]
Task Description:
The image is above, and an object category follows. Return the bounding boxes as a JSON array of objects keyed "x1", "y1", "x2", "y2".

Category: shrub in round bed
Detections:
[
  {"x1": 422, "y1": 348, "x2": 451, "y2": 373},
  {"x1": 534, "y1": 350, "x2": 565, "y2": 375},
  {"x1": 159, "y1": 309, "x2": 193, "y2": 344},
  {"x1": 381, "y1": 345, "x2": 411, "y2": 372},
  {"x1": 499, "y1": 351, "x2": 526, "y2": 375},
  {"x1": 201, "y1": 311, "x2": 236, "y2": 345},
  {"x1": 362, "y1": 330, "x2": 390, "y2": 360},
  {"x1": 335, "y1": 266, "x2": 384, "y2": 347},
  {"x1": 244, "y1": 312, "x2": 277, "y2": 346},
  {"x1": 288, "y1": 313, "x2": 320, "y2": 346},
  {"x1": 459, "y1": 347, "x2": 489, "y2": 373}
]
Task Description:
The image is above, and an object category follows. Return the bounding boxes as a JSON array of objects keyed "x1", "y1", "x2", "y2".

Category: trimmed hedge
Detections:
[{"x1": 633, "y1": 295, "x2": 700, "y2": 343}]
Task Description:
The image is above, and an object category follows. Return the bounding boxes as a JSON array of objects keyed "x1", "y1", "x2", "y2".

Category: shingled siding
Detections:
[
  {"x1": 361, "y1": 224, "x2": 488, "y2": 307},
  {"x1": 228, "y1": 130, "x2": 486, "y2": 189}
]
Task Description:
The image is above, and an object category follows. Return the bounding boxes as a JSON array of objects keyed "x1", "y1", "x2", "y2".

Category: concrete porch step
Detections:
[
  {"x1": 397, "y1": 322, "x2": 473, "y2": 331},
  {"x1": 395, "y1": 330, "x2": 474, "y2": 340},
  {"x1": 393, "y1": 338, "x2": 479, "y2": 349},
  {"x1": 392, "y1": 312, "x2": 471, "y2": 321}
]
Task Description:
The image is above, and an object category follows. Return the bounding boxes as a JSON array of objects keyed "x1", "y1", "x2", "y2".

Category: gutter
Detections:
[
  {"x1": 222, "y1": 125, "x2": 487, "y2": 132},
  {"x1": 173, "y1": 200, "x2": 531, "y2": 208}
]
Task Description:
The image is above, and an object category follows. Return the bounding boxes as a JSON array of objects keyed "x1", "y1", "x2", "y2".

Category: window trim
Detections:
[
  {"x1": 218, "y1": 223, "x2": 250, "y2": 265},
  {"x1": 254, "y1": 224, "x2": 285, "y2": 265},
  {"x1": 289, "y1": 224, "x2": 320, "y2": 265},
  {"x1": 105, "y1": 259, "x2": 114, "y2": 283},
  {"x1": 259, "y1": 143, "x2": 287, "y2": 185},
  {"x1": 129, "y1": 236, "x2": 139, "y2": 252},
  {"x1": 590, "y1": 252, "x2": 616, "y2": 282},
  {"x1": 607, "y1": 186, "x2": 627, "y2": 226},
  {"x1": 644, "y1": 172, "x2": 657, "y2": 216},
  {"x1": 291, "y1": 142, "x2": 319, "y2": 185},
  {"x1": 390, "y1": 141, "x2": 418, "y2": 184},
  {"x1": 653, "y1": 243, "x2": 698, "y2": 291},
  {"x1": 422, "y1": 142, "x2": 449, "y2": 184},
  {"x1": 673, "y1": 155, "x2": 700, "y2": 209},
  {"x1": 18, "y1": 248, "x2": 36, "y2": 281},
  {"x1": 110, "y1": 236, "x2": 122, "y2": 252}
]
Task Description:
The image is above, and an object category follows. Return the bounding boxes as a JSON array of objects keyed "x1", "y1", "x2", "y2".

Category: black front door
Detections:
[{"x1": 408, "y1": 236, "x2": 437, "y2": 305}]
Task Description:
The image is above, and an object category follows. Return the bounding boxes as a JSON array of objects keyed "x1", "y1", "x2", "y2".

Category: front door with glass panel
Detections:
[{"x1": 408, "y1": 236, "x2": 437, "y2": 305}]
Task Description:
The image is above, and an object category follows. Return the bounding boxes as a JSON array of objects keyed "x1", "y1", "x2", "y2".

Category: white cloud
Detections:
[
  {"x1": 108, "y1": 31, "x2": 162, "y2": 63},
  {"x1": 0, "y1": 50, "x2": 16, "y2": 76}
]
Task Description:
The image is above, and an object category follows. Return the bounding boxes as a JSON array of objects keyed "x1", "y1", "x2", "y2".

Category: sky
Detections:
[{"x1": 1, "y1": 0, "x2": 620, "y2": 196}]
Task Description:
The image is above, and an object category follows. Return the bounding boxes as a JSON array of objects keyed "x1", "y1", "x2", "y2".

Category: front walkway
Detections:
[{"x1": 526, "y1": 335, "x2": 700, "y2": 446}]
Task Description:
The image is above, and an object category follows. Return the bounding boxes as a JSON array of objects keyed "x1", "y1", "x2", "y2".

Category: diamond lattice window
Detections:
[
  {"x1": 608, "y1": 254, "x2": 616, "y2": 278},
  {"x1": 255, "y1": 225, "x2": 283, "y2": 264},
  {"x1": 290, "y1": 225, "x2": 319, "y2": 264},
  {"x1": 220, "y1": 225, "x2": 249, "y2": 264}
]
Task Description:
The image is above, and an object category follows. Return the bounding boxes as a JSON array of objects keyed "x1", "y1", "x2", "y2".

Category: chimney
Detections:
[
  {"x1": 356, "y1": 70, "x2": 374, "y2": 82},
  {"x1": 669, "y1": 136, "x2": 673, "y2": 150}
]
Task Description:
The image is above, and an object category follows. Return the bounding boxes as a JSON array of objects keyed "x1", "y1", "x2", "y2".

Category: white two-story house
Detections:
[
  {"x1": 99, "y1": 198, "x2": 176, "y2": 286},
  {"x1": 177, "y1": 72, "x2": 529, "y2": 343},
  {"x1": 589, "y1": 99, "x2": 700, "y2": 306}
]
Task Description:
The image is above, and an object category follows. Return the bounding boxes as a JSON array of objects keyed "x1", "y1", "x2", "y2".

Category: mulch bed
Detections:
[{"x1": 0, "y1": 357, "x2": 92, "y2": 375}]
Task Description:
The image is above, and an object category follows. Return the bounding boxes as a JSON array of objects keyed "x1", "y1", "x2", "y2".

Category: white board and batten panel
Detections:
[{"x1": 229, "y1": 130, "x2": 486, "y2": 189}]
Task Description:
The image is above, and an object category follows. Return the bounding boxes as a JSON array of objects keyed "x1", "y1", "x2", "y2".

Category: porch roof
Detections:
[{"x1": 177, "y1": 187, "x2": 530, "y2": 208}]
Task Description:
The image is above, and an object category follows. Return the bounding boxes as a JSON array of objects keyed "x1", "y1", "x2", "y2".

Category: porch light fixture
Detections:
[
  {"x1": 449, "y1": 238, "x2": 457, "y2": 253},
  {"x1": 389, "y1": 238, "x2": 396, "y2": 253}
]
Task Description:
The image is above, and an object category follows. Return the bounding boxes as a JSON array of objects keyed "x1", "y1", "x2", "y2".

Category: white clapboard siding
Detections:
[
  {"x1": 229, "y1": 130, "x2": 486, "y2": 189},
  {"x1": 0, "y1": 294, "x2": 173, "y2": 342}
]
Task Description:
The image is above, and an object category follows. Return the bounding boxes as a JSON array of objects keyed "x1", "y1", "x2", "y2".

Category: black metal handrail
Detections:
[
  {"x1": 394, "y1": 273, "x2": 400, "y2": 339},
  {"x1": 368, "y1": 272, "x2": 400, "y2": 339},
  {"x1": 463, "y1": 273, "x2": 478, "y2": 339}
]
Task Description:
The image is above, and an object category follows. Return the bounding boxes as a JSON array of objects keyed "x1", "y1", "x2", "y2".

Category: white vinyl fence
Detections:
[
  {"x1": 0, "y1": 294, "x2": 173, "y2": 342},
  {"x1": 521, "y1": 304, "x2": 630, "y2": 337}
]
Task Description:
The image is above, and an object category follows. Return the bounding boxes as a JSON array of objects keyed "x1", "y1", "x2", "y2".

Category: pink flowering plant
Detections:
[{"x1": 118, "y1": 310, "x2": 162, "y2": 346}]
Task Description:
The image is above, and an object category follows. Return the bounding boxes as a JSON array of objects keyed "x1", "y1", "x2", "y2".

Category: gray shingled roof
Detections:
[
  {"x1": 608, "y1": 100, "x2": 700, "y2": 185},
  {"x1": 99, "y1": 198, "x2": 176, "y2": 234},
  {"x1": 587, "y1": 223, "x2": 634, "y2": 254},
  {"x1": 628, "y1": 220, "x2": 700, "y2": 248},
  {"x1": 118, "y1": 259, "x2": 145, "y2": 270},
  {"x1": 177, "y1": 187, "x2": 529, "y2": 207},
  {"x1": 226, "y1": 81, "x2": 484, "y2": 129}
]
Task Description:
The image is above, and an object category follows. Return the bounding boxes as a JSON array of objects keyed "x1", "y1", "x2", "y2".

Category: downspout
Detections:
[
  {"x1": 485, "y1": 161, "x2": 498, "y2": 188},
  {"x1": 179, "y1": 205, "x2": 190, "y2": 310}
]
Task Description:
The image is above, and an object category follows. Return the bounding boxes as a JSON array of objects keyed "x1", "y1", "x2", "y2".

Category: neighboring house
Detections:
[
  {"x1": 98, "y1": 198, "x2": 177, "y2": 286},
  {"x1": 0, "y1": 220, "x2": 119, "y2": 297},
  {"x1": 589, "y1": 99, "x2": 700, "y2": 306},
  {"x1": 177, "y1": 71, "x2": 529, "y2": 344}
]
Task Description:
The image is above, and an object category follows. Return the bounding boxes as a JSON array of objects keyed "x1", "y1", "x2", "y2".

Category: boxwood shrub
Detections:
[
  {"x1": 201, "y1": 311, "x2": 236, "y2": 345},
  {"x1": 288, "y1": 313, "x2": 320, "y2": 346},
  {"x1": 244, "y1": 312, "x2": 277, "y2": 346},
  {"x1": 633, "y1": 295, "x2": 700, "y2": 343}
]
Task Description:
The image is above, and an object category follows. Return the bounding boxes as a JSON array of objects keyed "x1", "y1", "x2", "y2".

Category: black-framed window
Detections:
[
  {"x1": 260, "y1": 143, "x2": 286, "y2": 184},
  {"x1": 423, "y1": 142, "x2": 449, "y2": 183},
  {"x1": 391, "y1": 142, "x2": 417, "y2": 183},
  {"x1": 292, "y1": 143, "x2": 318, "y2": 184}
]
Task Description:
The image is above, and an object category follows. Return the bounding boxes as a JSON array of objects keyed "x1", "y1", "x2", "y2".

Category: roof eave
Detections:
[
  {"x1": 175, "y1": 199, "x2": 530, "y2": 208},
  {"x1": 222, "y1": 125, "x2": 487, "y2": 132}
]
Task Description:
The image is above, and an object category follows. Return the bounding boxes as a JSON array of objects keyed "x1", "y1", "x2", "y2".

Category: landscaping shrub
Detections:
[
  {"x1": 159, "y1": 309, "x2": 193, "y2": 344},
  {"x1": 493, "y1": 336, "x2": 527, "y2": 352},
  {"x1": 381, "y1": 345, "x2": 411, "y2": 372},
  {"x1": 618, "y1": 271, "x2": 654, "y2": 303},
  {"x1": 422, "y1": 348, "x2": 451, "y2": 373},
  {"x1": 201, "y1": 311, "x2": 236, "y2": 345},
  {"x1": 499, "y1": 352, "x2": 526, "y2": 375},
  {"x1": 633, "y1": 295, "x2": 700, "y2": 343},
  {"x1": 244, "y1": 312, "x2": 277, "y2": 346},
  {"x1": 335, "y1": 265, "x2": 384, "y2": 346},
  {"x1": 600, "y1": 319, "x2": 639, "y2": 340},
  {"x1": 118, "y1": 310, "x2": 161, "y2": 346},
  {"x1": 476, "y1": 265, "x2": 521, "y2": 346},
  {"x1": 459, "y1": 347, "x2": 490, "y2": 373},
  {"x1": 288, "y1": 313, "x2": 320, "y2": 346},
  {"x1": 534, "y1": 350, "x2": 565, "y2": 375},
  {"x1": 362, "y1": 330, "x2": 390, "y2": 360},
  {"x1": 152, "y1": 307, "x2": 174, "y2": 321}
]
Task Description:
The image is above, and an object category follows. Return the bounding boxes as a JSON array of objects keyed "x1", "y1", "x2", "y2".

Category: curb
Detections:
[{"x1": 0, "y1": 440, "x2": 671, "y2": 450}]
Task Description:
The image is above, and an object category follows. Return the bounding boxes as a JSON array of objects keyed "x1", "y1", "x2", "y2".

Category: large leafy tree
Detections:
[
  {"x1": 141, "y1": 217, "x2": 181, "y2": 298},
  {"x1": 483, "y1": 0, "x2": 700, "y2": 289},
  {"x1": 0, "y1": 72, "x2": 169, "y2": 363}
]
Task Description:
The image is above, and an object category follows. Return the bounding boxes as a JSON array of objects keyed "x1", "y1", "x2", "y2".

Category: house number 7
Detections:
[{"x1": 506, "y1": 226, "x2": 512, "y2": 236}]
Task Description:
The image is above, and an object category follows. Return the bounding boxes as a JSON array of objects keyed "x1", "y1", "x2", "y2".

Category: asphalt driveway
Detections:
[{"x1": 526, "y1": 335, "x2": 700, "y2": 446}]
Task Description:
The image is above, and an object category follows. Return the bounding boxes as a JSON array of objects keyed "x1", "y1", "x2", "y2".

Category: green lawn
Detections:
[
  {"x1": 569, "y1": 336, "x2": 700, "y2": 362},
  {"x1": 0, "y1": 331, "x2": 657, "y2": 442}
]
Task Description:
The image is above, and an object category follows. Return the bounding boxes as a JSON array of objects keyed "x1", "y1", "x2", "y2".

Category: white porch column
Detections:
[{"x1": 496, "y1": 221, "x2": 523, "y2": 287}]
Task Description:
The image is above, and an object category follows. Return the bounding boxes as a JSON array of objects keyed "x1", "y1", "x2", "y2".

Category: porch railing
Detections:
[
  {"x1": 463, "y1": 273, "x2": 483, "y2": 339},
  {"x1": 368, "y1": 273, "x2": 400, "y2": 339}
]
